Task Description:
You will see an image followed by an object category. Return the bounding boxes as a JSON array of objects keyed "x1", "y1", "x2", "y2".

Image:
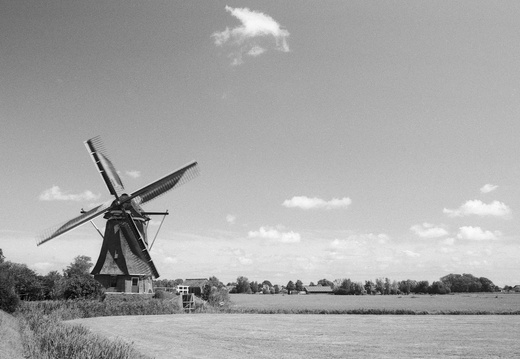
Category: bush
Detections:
[
  {"x1": 202, "y1": 285, "x2": 230, "y2": 307},
  {"x1": 0, "y1": 272, "x2": 19, "y2": 313},
  {"x1": 334, "y1": 288, "x2": 349, "y2": 295},
  {"x1": 63, "y1": 275, "x2": 104, "y2": 300}
]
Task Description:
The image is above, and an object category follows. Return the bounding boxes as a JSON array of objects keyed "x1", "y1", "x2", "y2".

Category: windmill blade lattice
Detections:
[
  {"x1": 37, "y1": 199, "x2": 114, "y2": 246},
  {"x1": 85, "y1": 136, "x2": 125, "y2": 198},
  {"x1": 130, "y1": 161, "x2": 199, "y2": 206}
]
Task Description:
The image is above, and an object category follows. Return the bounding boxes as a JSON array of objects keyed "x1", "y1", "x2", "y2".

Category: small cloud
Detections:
[
  {"x1": 212, "y1": 6, "x2": 290, "y2": 65},
  {"x1": 403, "y1": 250, "x2": 420, "y2": 258},
  {"x1": 39, "y1": 186, "x2": 100, "y2": 201},
  {"x1": 248, "y1": 45, "x2": 266, "y2": 57},
  {"x1": 456, "y1": 226, "x2": 501, "y2": 241},
  {"x1": 226, "y1": 214, "x2": 237, "y2": 225},
  {"x1": 443, "y1": 200, "x2": 511, "y2": 218},
  {"x1": 480, "y1": 184, "x2": 498, "y2": 193},
  {"x1": 248, "y1": 226, "x2": 301, "y2": 243},
  {"x1": 126, "y1": 170, "x2": 141, "y2": 179},
  {"x1": 410, "y1": 223, "x2": 448, "y2": 238},
  {"x1": 282, "y1": 196, "x2": 352, "y2": 210}
]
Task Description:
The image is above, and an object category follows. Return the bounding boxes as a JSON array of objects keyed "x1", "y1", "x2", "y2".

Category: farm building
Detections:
[
  {"x1": 304, "y1": 285, "x2": 333, "y2": 294},
  {"x1": 183, "y1": 278, "x2": 208, "y2": 296}
]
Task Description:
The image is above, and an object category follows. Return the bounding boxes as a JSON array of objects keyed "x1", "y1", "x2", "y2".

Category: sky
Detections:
[{"x1": 1, "y1": 0, "x2": 520, "y2": 287}]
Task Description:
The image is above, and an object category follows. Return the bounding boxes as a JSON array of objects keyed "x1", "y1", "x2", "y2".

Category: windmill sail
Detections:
[
  {"x1": 131, "y1": 161, "x2": 199, "y2": 205},
  {"x1": 85, "y1": 136, "x2": 125, "y2": 197},
  {"x1": 37, "y1": 200, "x2": 114, "y2": 246}
]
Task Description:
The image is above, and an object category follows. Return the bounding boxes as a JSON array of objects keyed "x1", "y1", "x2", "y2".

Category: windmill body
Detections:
[
  {"x1": 38, "y1": 137, "x2": 199, "y2": 294},
  {"x1": 91, "y1": 199, "x2": 154, "y2": 293}
]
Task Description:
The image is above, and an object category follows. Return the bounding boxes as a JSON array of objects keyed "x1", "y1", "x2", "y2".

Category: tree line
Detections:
[
  {"x1": 222, "y1": 274, "x2": 501, "y2": 295},
  {"x1": 0, "y1": 248, "x2": 505, "y2": 313},
  {"x1": 0, "y1": 254, "x2": 103, "y2": 312}
]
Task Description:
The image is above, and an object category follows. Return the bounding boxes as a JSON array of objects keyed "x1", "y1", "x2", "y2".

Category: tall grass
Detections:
[
  {"x1": 14, "y1": 295, "x2": 190, "y2": 359},
  {"x1": 18, "y1": 298, "x2": 182, "y2": 320},
  {"x1": 18, "y1": 309, "x2": 149, "y2": 359}
]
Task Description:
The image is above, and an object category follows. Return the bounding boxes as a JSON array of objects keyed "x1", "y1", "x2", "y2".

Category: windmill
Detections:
[{"x1": 37, "y1": 136, "x2": 199, "y2": 293}]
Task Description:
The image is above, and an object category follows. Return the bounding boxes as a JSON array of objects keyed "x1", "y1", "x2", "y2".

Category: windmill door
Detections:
[{"x1": 131, "y1": 277, "x2": 139, "y2": 293}]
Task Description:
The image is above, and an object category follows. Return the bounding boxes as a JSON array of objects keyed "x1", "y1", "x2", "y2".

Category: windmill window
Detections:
[
  {"x1": 114, "y1": 250, "x2": 118, "y2": 259},
  {"x1": 110, "y1": 276, "x2": 117, "y2": 288},
  {"x1": 132, "y1": 277, "x2": 139, "y2": 286}
]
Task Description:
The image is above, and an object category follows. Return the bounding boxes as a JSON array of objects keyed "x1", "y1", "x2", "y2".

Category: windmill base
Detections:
[{"x1": 94, "y1": 274, "x2": 154, "y2": 294}]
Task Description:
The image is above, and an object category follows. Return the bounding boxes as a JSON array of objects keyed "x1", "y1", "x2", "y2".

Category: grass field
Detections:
[
  {"x1": 70, "y1": 314, "x2": 520, "y2": 358},
  {"x1": 228, "y1": 292, "x2": 520, "y2": 314}
]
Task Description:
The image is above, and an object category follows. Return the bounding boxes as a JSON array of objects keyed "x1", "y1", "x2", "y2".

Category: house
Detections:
[
  {"x1": 304, "y1": 285, "x2": 333, "y2": 294},
  {"x1": 183, "y1": 278, "x2": 209, "y2": 296}
]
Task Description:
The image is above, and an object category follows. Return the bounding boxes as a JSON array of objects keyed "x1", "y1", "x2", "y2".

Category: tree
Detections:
[
  {"x1": 398, "y1": 280, "x2": 415, "y2": 295},
  {"x1": 375, "y1": 278, "x2": 384, "y2": 294},
  {"x1": 64, "y1": 255, "x2": 93, "y2": 278},
  {"x1": 295, "y1": 280, "x2": 303, "y2": 292},
  {"x1": 384, "y1": 278, "x2": 391, "y2": 295},
  {"x1": 286, "y1": 280, "x2": 295, "y2": 294},
  {"x1": 250, "y1": 281, "x2": 259, "y2": 294},
  {"x1": 364, "y1": 280, "x2": 376, "y2": 295},
  {"x1": 1, "y1": 262, "x2": 43, "y2": 300},
  {"x1": 41, "y1": 270, "x2": 64, "y2": 300},
  {"x1": 235, "y1": 276, "x2": 250, "y2": 293},
  {"x1": 63, "y1": 275, "x2": 103, "y2": 300},
  {"x1": 0, "y1": 248, "x2": 4, "y2": 263},
  {"x1": 429, "y1": 281, "x2": 450, "y2": 295},
  {"x1": 274, "y1": 284, "x2": 280, "y2": 294},
  {"x1": 262, "y1": 280, "x2": 273, "y2": 288},
  {"x1": 336, "y1": 278, "x2": 352, "y2": 295},
  {"x1": 0, "y1": 268, "x2": 19, "y2": 313},
  {"x1": 414, "y1": 280, "x2": 430, "y2": 294},
  {"x1": 440, "y1": 273, "x2": 496, "y2": 293}
]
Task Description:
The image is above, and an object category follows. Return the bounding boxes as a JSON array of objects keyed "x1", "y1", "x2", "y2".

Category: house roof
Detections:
[
  {"x1": 304, "y1": 285, "x2": 333, "y2": 293},
  {"x1": 184, "y1": 278, "x2": 208, "y2": 287}
]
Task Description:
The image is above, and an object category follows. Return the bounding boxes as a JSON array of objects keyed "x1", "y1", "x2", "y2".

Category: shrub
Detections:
[
  {"x1": 153, "y1": 289, "x2": 166, "y2": 299},
  {"x1": 63, "y1": 275, "x2": 104, "y2": 300},
  {"x1": 0, "y1": 272, "x2": 19, "y2": 313}
]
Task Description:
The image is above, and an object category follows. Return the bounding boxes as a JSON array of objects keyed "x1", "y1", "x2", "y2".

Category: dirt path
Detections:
[
  {"x1": 69, "y1": 314, "x2": 520, "y2": 358},
  {"x1": 0, "y1": 311, "x2": 25, "y2": 359}
]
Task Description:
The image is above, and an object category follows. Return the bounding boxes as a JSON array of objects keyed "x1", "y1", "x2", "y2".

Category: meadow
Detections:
[
  {"x1": 4, "y1": 293, "x2": 520, "y2": 358},
  {"x1": 227, "y1": 292, "x2": 520, "y2": 314},
  {"x1": 71, "y1": 314, "x2": 520, "y2": 358}
]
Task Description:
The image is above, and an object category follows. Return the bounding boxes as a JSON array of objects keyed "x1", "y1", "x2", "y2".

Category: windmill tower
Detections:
[{"x1": 37, "y1": 136, "x2": 199, "y2": 293}]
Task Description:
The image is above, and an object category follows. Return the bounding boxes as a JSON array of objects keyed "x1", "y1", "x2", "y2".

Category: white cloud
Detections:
[
  {"x1": 39, "y1": 186, "x2": 100, "y2": 202},
  {"x1": 226, "y1": 214, "x2": 237, "y2": 224},
  {"x1": 248, "y1": 45, "x2": 266, "y2": 57},
  {"x1": 282, "y1": 196, "x2": 352, "y2": 210},
  {"x1": 443, "y1": 200, "x2": 511, "y2": 218},
  {"x1": 248, "y1": 226, "x2": 301, "y2": 243},
  {"x1": 212, "y1": 6, "x2": 289, "y2": 65},
  {"x1": 480, "y1": 184, "x2": 498, "y2": 193},
  {"x1": 410, "y1": 223, "x2": 448, "y2": 238},
  {"x1": 125, "y1": 170, "x2": 141, "y2": 179},
  {"x1": 403, "y1": 250, "x2": 420, "y2": 258},
  {"x1": 456, "y1": 226, "x2": 501, "y2": 241}
]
